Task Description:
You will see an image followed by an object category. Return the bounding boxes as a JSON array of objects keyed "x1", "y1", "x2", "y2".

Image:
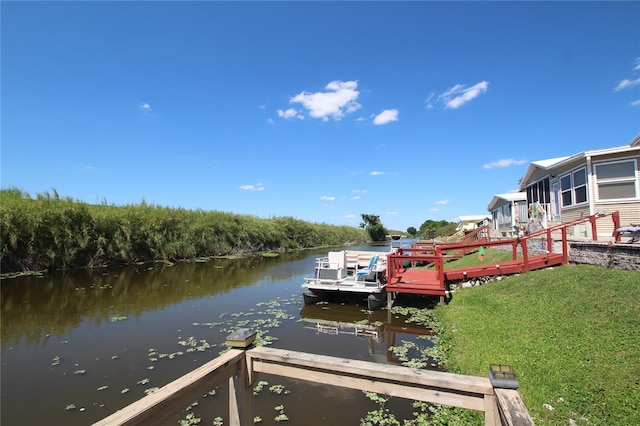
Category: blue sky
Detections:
[{"x1": 2, "y1": 1, "x2": 639, "y2": 232}]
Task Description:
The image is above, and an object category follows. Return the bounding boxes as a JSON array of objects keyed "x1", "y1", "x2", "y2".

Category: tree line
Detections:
[{"x1": 359, "y1": 214, "x2": 458, "y2": 241}]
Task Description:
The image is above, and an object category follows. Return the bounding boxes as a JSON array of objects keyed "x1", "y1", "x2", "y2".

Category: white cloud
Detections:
[
  {"x1": 483, "y1": 158, "x2": 528, "y2": 169},
  {"x1": 385, "y1": 211, "x2": 398, "y2": 215},
  {"x1": 266, "y1": 118, "x2": 275, "y2": 125},
  {"x1": 352, "y1": 189, "x2": 368, "y2": 193},
  {"x1": 614, "y1": 78, "x2": 640, "y2": 92},
  {"x1": 436, "y1": 199, "x2": 450, "y2": 205},
  {"x1": 425, "y1": 92, "x2": 436, "y2": 109},
  {"x1": 352, "y1": 196, "x2": 361, "y2": 200},
  {"x1": 373, "y1": 109, "x2": 399, "y2": 125},
  {"x1": 258, "y1": 104, "x2": 266, "y2": 109},
  {"x1": 139, "y1": 102, "x2": 152, "y2": 115},
  {"x1": 345, "y1": 214, "x2": 357, "y2": 219},
  {"x1": 320, "y1": 195, "x2": 335, "y2": 201},
  {"x1": 614, "y1": 59, "x2": 640, "y2": 103},
  {"x1": 430, "y1": 208, "x2": 440, "y2": 212},
  {"x1": 277, "y1": 108, "x2": 303, "y2": 119},
  {"x1": 440, "y1": 81, "x2": 489, "y2": 109},
  {"x1": 239, "y1": 182, "x2": 265, "y2": 191},
  {"x1": 287, "y1": 80, "x2": 361, "y2": 121},
  {"x1": 370, "y1": 171, "x2": 384, "y2": 176}
]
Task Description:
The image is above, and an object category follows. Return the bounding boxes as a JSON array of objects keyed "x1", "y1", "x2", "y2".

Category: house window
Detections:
[
  {"x1": 595, "y1": 160, "x2": 638, "y2": 200},
  {"x1": 560, "y1": 168, "x2": 587, "y2": 207}
]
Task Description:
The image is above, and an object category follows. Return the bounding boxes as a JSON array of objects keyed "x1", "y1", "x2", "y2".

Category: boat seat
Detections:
[{"x1": 356, "y1": 255, "x2": 378, "y2": 282}]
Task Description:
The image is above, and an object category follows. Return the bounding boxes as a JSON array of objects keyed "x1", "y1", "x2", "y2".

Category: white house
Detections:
[
  {"x1": 487, "y1": 192, "x2": 528, "y2": 237},
  {"x1": 457, "y1": 215, "x2": 491, "y2": 233},
  {"x1": 518, "y1": 134, "x2": 640, "y2": 238}
]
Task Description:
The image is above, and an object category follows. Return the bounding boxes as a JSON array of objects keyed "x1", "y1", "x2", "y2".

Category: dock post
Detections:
[
  {"x1": 386, "y1": 291, "x2": 395, "y2": 309},
  {"x1": 226, "y1": 329, "x2": 256, "y2": 426}
]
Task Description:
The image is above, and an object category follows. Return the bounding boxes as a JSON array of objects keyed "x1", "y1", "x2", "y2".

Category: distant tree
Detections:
[
  {"x1": 360, "y1": 213, "x2": 388, "y2": 242},
  {"x1": 360, "y1": 214, "x2": 382, "y2": 229},
  {"x1": 406, "y1": 226, "x2": 417, "y2": 237},
  {"x1": 418, "y1": 219, "x2": 457, "y2": 239}
]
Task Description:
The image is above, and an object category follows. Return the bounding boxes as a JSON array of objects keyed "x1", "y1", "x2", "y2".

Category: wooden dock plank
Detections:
[
  {"x1": 494, "y1": 388, "x2": 535, "y2": 426},
  {"x1": 92, "y1": 349, "x2": 245, "y2": 426},
  {"x1": 248, "y1": 346, "x2": 494, "y2": 395},
  {"x1": 387, "y1": 268, "x2": 446, "y2": 295},
  {"x1": 248, "y1": 346, "x2": 493, "y2": 412}
]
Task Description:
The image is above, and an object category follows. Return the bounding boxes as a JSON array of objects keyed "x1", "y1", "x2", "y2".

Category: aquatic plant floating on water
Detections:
[
  {"x1": 109, "y1": 314, "x2": 128, "y2": 322},
  {"x1": 274, "y1": 404, "x2": 289, "y2": 422},
  {"x1": 178, "y1": 412, "x2": 201, "y2": 425}
]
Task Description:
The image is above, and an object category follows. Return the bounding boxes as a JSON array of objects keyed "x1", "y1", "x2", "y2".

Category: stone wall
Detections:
[{"x1": 568, "y1": 241, "x2": 640, "y2": 271}]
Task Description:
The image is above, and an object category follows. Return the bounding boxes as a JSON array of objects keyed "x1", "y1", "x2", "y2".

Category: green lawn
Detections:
[{"x1": 434, "y1": 264, "x2": 640, "y2": 425}]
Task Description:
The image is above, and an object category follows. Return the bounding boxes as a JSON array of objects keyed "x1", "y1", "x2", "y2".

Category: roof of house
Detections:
[
  {"x1": 458, "y1": 215, "x2": 491, "y2": 222},
  {"x1": 519, "y1": 134, "x2": 640, "y2": 188},
  {"x1": 487, "y1": 192, "x2": 527, "y2": 211}
]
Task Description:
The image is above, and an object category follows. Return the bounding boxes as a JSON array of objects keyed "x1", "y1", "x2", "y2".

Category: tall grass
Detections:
[{"x1": 0, "y1": 188, "x2": 367, "y2": 272}]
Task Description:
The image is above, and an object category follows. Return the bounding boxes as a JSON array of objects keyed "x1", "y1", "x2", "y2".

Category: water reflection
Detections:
[
  {"x1": 1, "y1": 255, "x2": 298, "y2": 350},
  {"x1": 299, "y1": 300, "x2": 438, "y2": 367}
]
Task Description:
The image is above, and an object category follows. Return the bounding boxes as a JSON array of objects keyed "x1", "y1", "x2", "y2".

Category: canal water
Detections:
[{"x1": 1, "y1": 244, "x2": 437, "y2": 426}]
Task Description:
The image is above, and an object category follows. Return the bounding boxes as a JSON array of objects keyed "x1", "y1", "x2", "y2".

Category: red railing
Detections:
[{"x1": 386, "y1": 212, "x2": 621, "y2": 297}]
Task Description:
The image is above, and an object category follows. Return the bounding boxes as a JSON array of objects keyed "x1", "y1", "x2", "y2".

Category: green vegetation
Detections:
[
  {"x1": 442, "y1": 247, "x2": 516, "y2": 269},
  {"x1": 360, "y1": 213, "x2": 388, "y2": 242},
  {"x1": 435, "y1": 265, "x2": 640, "y2": 425},
  {"x1": 0, "y1": 188, "x2": 367, "y2": 273},
  {"x1": 417, "y1": 219, "x2": 458, "y2": 240}
]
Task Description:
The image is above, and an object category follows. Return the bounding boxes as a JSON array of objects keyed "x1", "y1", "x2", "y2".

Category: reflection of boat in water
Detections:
[
  {"x1": 299, "y1": 303, "x2": 438, "y2": 366},
  {"x1": 300, "y1": 304, "x2": 384, "y2": 341},
  {"x1": 302, "y1": 250, "x2": 390, "y2": 310}
]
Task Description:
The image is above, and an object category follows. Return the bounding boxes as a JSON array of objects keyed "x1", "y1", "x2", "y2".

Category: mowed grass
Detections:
[
  {"x1": 435, "y1": 264, "x2": 640, "y2": 425},
  {"x1": 443, "y1": 246, "x2": 517, "y2": 269}
]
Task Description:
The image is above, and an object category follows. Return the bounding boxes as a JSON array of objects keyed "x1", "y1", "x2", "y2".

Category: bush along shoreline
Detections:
[{"x1": 0, "y1": 188, "x2": 367, "y2": 274}]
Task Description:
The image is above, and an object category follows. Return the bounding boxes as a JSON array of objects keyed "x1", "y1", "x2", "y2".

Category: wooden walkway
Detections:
[{"x1": 386, "y1": 212, "x2": 620, "y2": 300}]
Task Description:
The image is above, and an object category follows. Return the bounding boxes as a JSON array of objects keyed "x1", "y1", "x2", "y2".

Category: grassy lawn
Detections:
[
  {"x1": 434, "y1": 264, "x2": 640, "y2": 425},
  {"x1": 442, "y1": 246, "x2": 517, "y2": 269}
]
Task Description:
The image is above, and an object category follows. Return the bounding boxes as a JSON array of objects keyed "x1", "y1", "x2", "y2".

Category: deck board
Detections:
[{"x1": 387, "y1": 253, "x2": 565, "y2": 296}]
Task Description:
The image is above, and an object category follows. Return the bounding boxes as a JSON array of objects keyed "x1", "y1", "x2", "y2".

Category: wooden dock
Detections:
[
  {"x1": 93, "y1": 341, "x2": 534, "y2": 426},
  {"x1": 386, "y1": 212, "x2": 620, "y2": 303}
]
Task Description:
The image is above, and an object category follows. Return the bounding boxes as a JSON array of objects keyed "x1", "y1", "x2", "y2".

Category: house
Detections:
[
  {"x1": 456, "y1": 215, "x2": 491, "y2": 233},
  {"x1": 487, "y1": 192, "x2": 528, "y2": 237},
  {"x1": 518, "y1": 134, "x2": 640, "y2": 238}
]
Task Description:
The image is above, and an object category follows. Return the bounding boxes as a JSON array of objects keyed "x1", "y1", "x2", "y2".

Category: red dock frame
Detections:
[{"x1": 385, "y1": 212, "x2": 620, "y2": 304}]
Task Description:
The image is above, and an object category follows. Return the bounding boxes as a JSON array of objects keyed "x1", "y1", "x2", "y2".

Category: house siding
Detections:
[
  {"x1": 519, "y1": 137, "x2": 640, "y2": 239},
  {"x1": 590, "y1": 152, "x2": 640, "y2": 235},
  {"x1": 597, "y1": 202, "x2": 640, "y2": 235}
]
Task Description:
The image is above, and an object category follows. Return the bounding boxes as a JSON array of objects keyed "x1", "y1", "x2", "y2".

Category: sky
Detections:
[{"x1": 2, "y1": 1, "x2": 639, "y2": 232}]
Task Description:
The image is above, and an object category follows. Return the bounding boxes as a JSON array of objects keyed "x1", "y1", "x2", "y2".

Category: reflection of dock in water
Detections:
[
  {"x1": 299, "y1": 303, "x2": 439, "y2": 367},
  {"x1": 299, "y1": 304, "x2": 385, "y2": 356},
  {"x1": 303, "y1": 316, "x2": 382, "y2": 340}
]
